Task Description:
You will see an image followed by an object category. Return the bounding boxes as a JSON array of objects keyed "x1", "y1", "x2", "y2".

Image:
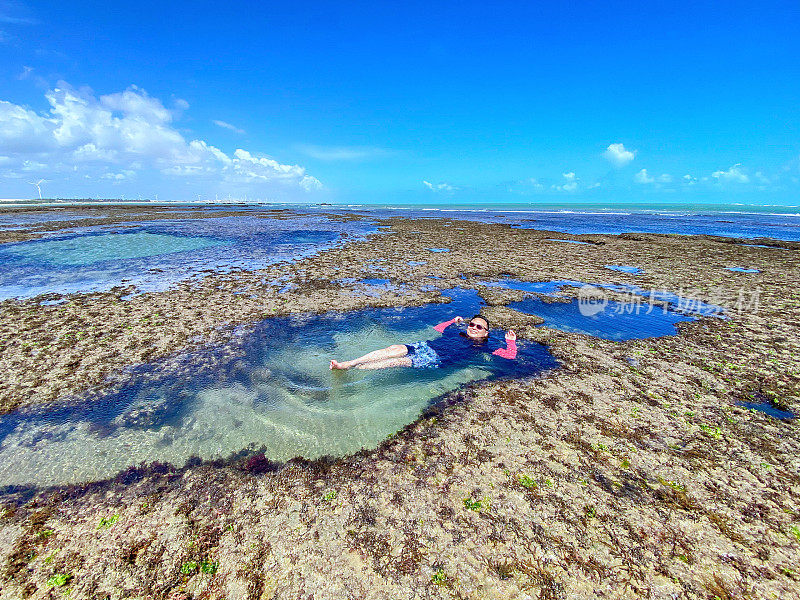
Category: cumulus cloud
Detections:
[
  {"x1": 552, "y1": 172, "x2": 578, "y2": 192},
  {"x1": 634, "y1": 169, "x2": 654, "y2": 184},
  {"x1": 603, "y1": 143, "x2": 635, "y2": 167},
  {"x1": 711, "y1": 164, "x2": 749, "y2": 184},
  {"x1": 423, "y1": 180, "x2": 455, "y2": 192},
  {"x1": 213, "y1": 119, "x2": 245, "y2": 135},
  {"x1": 0, "y1": 82, "x2": 320, "y2": 195}
]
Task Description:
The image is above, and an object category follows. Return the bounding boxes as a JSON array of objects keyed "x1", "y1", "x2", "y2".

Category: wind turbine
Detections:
[{"x1": 28, "y1": 179, "x2": 45, "y2": 200}]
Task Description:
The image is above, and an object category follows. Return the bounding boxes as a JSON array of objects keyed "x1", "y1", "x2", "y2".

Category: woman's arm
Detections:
[
  {"x1": 492, "y1": 330, "x2": 517, "y2": 359},
  {"x1": 433, "y1": 316, "x2": 463, "y2": 333}
]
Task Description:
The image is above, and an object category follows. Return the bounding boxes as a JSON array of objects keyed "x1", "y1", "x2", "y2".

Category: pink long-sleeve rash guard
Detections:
[{"x1": 433, "y1": 318, "x2": 517, "y2": 360}]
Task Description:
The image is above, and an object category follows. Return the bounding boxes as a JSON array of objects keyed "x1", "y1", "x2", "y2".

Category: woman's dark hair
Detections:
[{"x1": 471, "y1": 314, "x2": 489, "y2": 329}]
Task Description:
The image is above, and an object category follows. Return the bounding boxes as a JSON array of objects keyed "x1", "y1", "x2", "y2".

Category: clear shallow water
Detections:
[
  {"x1": 0, "y1": 290, "x2": 557, "y2": 489},
  {"x1": 0, "y1": 215, "x2": 377, "y2": 300},
  {"x1": 481, "y1": 278, "x2": 724, "y2": 317},
  {"x1": 510, "y1": 296, "x2": 694, "y2": 340},
  {"x1": 727, "y1": 267, "x2": 760, "y2": 273},
  {"x1": 1, "y1": 231, "x2": 232, "y2": 266},
  {"x1": 482, "y1": 278, "x2": 724, "y2": 339},
  {"x1": 737, "y1": 401, "x2": 796, "y2": 420}
]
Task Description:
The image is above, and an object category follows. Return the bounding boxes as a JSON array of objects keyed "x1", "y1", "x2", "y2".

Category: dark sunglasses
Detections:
[{"x1": 468, "y1": 321, "x2": 487, "y2": 331}]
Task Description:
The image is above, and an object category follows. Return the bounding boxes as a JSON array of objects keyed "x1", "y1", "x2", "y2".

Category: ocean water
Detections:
[
  {"x1": 314, "y1": 202, "x2": 800, "y2": 240},
  {"x1": 0, "y1": 289, "x2": 558, "y2": 489}
]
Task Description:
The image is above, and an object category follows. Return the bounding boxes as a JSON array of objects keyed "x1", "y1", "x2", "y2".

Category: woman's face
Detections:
[{"x1": 466, "y1": 317, "x2": 489, "y2": 340}]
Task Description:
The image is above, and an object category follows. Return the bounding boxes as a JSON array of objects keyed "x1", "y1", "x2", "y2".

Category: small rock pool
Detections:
[
  {"x1": 0, "y1": 290, "x2": 556, "y2": 489},
  {"x1": 0, "y1": 281, "x2": 725, "y2": 490}
]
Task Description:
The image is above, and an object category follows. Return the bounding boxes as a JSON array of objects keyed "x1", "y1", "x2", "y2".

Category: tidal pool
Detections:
[
  {"x1": 510, "y1": 296, "x2": 694, "y2": 340},
  {"x1": 737, "y1": 401, "x2": 795, "y2": 420},
  {"x1": 0, "y1": 215, "x2": 377, "y2": 300},
  {"x1": 604, "y1": 265, "x2": 643, "y2": 275},
  {"x1": 484, "y1": 278, "x2": 723, "y2": 340},
  {"x1": 0, "y1": 231, "x2": 232, "y2": 266},
  {"x1": 0, "y1": 290, "x2": 557, "y2": 489}
]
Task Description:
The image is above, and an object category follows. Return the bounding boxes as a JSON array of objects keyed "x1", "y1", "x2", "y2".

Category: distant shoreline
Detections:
[{"x1": 2, "y1": 198, "x2": 800, "y2": 215}]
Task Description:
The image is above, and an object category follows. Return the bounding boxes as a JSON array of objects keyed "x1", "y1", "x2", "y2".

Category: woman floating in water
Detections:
[{"x1": 330, "y1": 315, "x2": 517, "y2": 370}]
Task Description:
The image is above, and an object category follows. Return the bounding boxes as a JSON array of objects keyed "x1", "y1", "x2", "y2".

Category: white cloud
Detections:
[
  {"x1": 0, "y1": 82, "x2": 320, "y2": 196},
  {"x1": 213, "y1": 119, "x2": 245, "y2": 135},
  {"x1": 100, "y1": 169, "x2": 135, "y2": 181},
  {"x1": 634, "y1": 169, "x2": 654, "y2": 184},
  {"x1": 657, "y1": 173, "x2": 672, "y2": 183},
  {"x1": 232, "y1": 149, "x2": 321, "y2": 190},
  {"x1": 552, "y1": 172, "x2": 578, "y2": 192},
  {"x1": 711, "y1": 163, "x2": 749, "y2": 184},
  {"x1": 297, "y1": 144, "x2": 388, "y2": 161},
  {"x1": 423, "y1": 180, "x2": 455, "y2": 192},
  {"x1": 603, "y1": 143, "x2": 635, "y2": 167},
  {"x1": 0, "y1": 99, "x2": 55, "y2": 152},
  {"x1": 683, "y1": 174, "x2": 697, "y2": 185},
  {"x1": 528, "y1": 177, "x2": 544, "y2": 190}
]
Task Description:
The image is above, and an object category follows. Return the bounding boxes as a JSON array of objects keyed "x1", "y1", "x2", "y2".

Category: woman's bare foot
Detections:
[{"x1": 330, "y1": 359, "x2": 351, "y2": 370}]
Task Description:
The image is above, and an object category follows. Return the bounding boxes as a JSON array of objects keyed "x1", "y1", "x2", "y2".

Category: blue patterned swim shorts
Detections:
[{"x1": 404, "y1": 341, "x2": 441, "y2": 369}]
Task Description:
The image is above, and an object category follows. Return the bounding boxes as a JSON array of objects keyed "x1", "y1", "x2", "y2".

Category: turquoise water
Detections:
[
  {"x1": 0, "y1": 215, "x2": 377, "y2": 300},
  {"x1": 0, "y1": 290, "x2": 557, "y2": 489},
  {"x1": 1, "y1": 231, "x2": 232, "y2": 266}
]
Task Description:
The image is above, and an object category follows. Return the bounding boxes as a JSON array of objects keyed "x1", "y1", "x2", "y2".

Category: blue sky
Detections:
[{"x1": 1, "y1": 0, "x2": 798, "y2": 205}]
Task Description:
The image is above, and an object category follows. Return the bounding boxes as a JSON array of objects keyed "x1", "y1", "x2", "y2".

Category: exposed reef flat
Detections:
[{"x1": 0, "y1": 206, "x2": 798, "y2": 599}]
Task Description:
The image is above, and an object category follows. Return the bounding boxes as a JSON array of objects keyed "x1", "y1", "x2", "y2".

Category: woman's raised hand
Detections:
[
  {"x1": 505, "y1": 330, "x2": 516, "y2": 341},
  {"x1": 453, "y1": 316, "x2": 465, "y2": 324}
]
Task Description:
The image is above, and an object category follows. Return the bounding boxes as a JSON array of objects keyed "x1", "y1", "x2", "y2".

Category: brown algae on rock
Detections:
[{"x1": 0, "y1": 206, "x2": 798, "y2": 599}]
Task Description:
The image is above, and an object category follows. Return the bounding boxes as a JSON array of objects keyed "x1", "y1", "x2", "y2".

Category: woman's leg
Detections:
[{"x1": 330, "y1": 344, "x2": 408, "y2": 370}]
